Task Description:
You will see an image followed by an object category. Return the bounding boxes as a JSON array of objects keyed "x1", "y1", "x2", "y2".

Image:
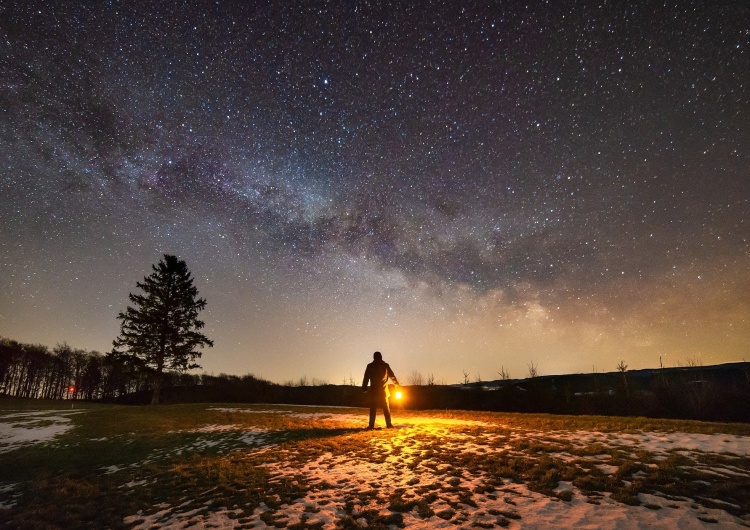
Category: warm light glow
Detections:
[{"x1": 395, "y1": 391, "x2": 403, "y2": 400}]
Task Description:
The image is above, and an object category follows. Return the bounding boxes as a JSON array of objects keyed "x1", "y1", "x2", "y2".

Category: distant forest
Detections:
[
  {"x1": 2, "y1": 336, "x2": 749, "y2": 423},
  {"x1": 0, "y1": 337, "x2": 198, "y2": 402},
  {"x1": 0, "y1": 336, "x2": 311, "y2": 402}
]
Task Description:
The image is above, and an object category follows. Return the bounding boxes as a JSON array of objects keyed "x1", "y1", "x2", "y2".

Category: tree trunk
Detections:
[
  {"x1": 151, "y1": 340, "x2": 166, "y2": 405},
  {"x1": 151, "y1": 372, "x2": 163, "y2": 405}
]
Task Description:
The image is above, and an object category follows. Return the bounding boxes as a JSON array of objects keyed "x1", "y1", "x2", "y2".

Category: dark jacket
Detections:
[{"x1": 362, "y1": 359, "x2": 399, "y2": 397}]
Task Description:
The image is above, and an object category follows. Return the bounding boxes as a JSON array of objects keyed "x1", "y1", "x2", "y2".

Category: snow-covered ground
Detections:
[
  {"x1": 131, "y1": 408, "x2": 750, "y2": 529},
  {"x1": 0, "y1": 409, "x2": 84, "y2": 454},
  {"x1": 2, "y1": 407, "x2": 749, "y2": 528}
]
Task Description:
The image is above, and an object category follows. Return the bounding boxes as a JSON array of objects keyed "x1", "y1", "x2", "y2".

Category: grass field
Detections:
[{"x1": 1, "y1": 399, "x2": 750, "y2": 528}]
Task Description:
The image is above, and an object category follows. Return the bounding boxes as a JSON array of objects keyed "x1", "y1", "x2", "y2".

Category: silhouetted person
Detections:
[{"x1": 362, "y1": 351, "x2": 400, "y2": 429}]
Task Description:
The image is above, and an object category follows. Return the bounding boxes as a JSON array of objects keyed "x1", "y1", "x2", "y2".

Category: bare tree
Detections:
[
  {"x1": 407, "y1": 370, "x2": 424, "y2": 386},
  {"x1": 426, "y1": 373, "x2": 435, "y2": 386},
  {"x1": 462, "y1": 370, "x2": 470, "y2": 385},
  {"x1": 681, "y1": 357, "x2": 703, "y2": 368},
  {"x1": 527, "y1": 361, "x2": 539, "y2": 379},
  {"x1": 498, "y1": 366, "x2": 510, "y2": 380},
  {"x1": 617, "y1": 360, "x2": 630, "y2": 398}
]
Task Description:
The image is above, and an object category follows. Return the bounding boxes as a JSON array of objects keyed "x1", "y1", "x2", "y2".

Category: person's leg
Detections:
[
  {"x1": 368, "y1": 390, "x2": 381, "y2": 429},
  {"x1": 383, "y1": 396, "x2": 393, "y2": 428}
]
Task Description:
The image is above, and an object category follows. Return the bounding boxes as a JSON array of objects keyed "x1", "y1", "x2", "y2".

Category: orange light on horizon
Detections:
[{"x1": 395, "y1": 390, "x2": 403, "y2": 400}]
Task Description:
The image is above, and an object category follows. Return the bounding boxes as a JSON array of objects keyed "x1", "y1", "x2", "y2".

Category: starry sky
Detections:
[{"x1": 1, "y1": 1, "x2": 749, "y2": 385}]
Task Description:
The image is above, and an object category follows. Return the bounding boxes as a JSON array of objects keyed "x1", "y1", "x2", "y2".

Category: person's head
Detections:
[{"x1": 373, "y1": 351, "x2": 382, "y2": 361}]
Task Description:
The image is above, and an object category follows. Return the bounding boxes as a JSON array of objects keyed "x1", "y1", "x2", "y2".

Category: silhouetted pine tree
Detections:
[{"x1": 112, "y1": 254, "x2": 213, "y2": 404}]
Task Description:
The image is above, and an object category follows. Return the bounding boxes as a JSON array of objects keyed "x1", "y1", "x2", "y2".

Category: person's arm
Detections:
[
  {"x1": 387, "y1": 364, "x2": 399, "y2": 386},
  {"x1": 362, "y1": 366, "x2": 371, "y2": 392}
]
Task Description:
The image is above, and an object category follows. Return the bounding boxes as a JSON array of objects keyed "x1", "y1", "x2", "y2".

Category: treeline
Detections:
[
  {"x1": 126, "y1": 375, "x2": 364, "y2": 408},
  {"x1": 119, "y1": 363, "x2": 750, "y2": 423},
  {"x1": 0, "y1": 337, "x2": 346, "y2": 405},
  {"x1": 4, "y1": 336, "x2": 749, "y2": 423},
  {"x1": 0, "y1": 337, "x2": 200, "y2": 401},
  {"x1": 432, "y1": 363, "x2": 750, "y2": 423}
]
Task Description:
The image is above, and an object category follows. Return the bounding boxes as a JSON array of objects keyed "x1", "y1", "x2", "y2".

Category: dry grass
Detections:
[{"x1": 1, "y1": 401, "x2": 749, "y2": 528}]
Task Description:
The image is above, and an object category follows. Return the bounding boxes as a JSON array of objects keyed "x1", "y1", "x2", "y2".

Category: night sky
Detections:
[{"x1": 1, "y1": 1, "x2": 749, "y2": 385}]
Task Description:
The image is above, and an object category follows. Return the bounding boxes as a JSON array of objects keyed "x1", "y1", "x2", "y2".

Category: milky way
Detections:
[{"x1": 1, "y1": 1, "x2": 749, "y2": 384}]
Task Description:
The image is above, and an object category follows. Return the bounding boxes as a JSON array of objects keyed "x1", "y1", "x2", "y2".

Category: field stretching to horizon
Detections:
[{"x1": 1, "y1": 399, "x2": 750, "y2": 529}]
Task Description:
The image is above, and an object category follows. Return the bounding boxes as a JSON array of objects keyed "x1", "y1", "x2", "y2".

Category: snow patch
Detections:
[{"x1": 0, "y1": 410, "x2": 84, "y2": 454}]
